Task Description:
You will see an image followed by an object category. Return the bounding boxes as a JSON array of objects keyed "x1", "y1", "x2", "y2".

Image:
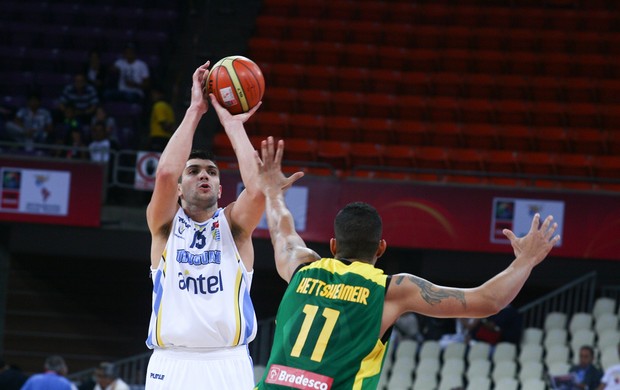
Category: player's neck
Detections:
[{"x1": 184, "y1": 204, "x2": 218, "y2": 222}]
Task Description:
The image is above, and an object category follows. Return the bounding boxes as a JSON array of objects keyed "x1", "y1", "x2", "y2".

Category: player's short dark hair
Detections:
[
  {"x1": 334, "y1": 202, "x2": 382, "y2": 261},
  {"x1": 188, "y1": 149, "x2": 216, "y2": 164}
]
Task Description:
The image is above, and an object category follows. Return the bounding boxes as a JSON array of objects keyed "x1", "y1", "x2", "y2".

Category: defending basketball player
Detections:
[
  {"x1": 144, "y1": 63, "x2": 301, "y2": 389},
  {"x1": 253, "y1": 137, "x2": 560, "y2": 389}
]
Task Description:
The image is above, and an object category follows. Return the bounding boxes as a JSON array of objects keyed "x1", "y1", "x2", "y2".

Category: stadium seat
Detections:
[
  {"x1": 411, "y1": 374, "x2": 437, "y2": 390},
  {"x1": 317, "y1": 20, "x2": 348, "y2": 43},
  {"x1": 288, "y1": 114, "x2": 325, "y2": 139},
  {"x1": 521, "y1": 378, "x2": 547, "y2": 390},
  {"x1": 443, "y1": 342, "x2": 466, "y2": 361},
  {"x1": 545, "y1": 344, "x2": 570, "y2": 367},
  {"x1": 548, "y1": 361, "x2": 571, "y2": 376},
  {"x1": 304, "y1": 65, "x2": 336, "y2": 90},
  {"x1": 518, "y1": 344, "x2": 544, "y2": 366},
  {"x1": 492, "y1": 342, "x2": 517, "y2": 364},
  {"x1": 438, "y1": 373, "x2": 463, "y2": 390},
  {"x1": 460, "y1": 99, "x2": 495, "y2": 124},
  {"x1": 570, "y1": 330, "x2": 596, "y2": 363},
  {"x1": 544, "y1": 328, "x2": 569, "y2": 349},
  {"x1": 565, "y1": 103, "x2": 602, "y2": 128},
  {"x1": 428, "y1": 122, "x2": 463, "y2": 148},
  {"x1": 467, "y1": 342, "x2": 491, "y2": 364},
  {"x1": 428, "y1": 72, "x2": 463, "y2": 98},
  {"x1": 426, "y1": 97, "x2": 460, "y2": 122},
  {"x1": 569, "y1": 312, "x2": 594, "y2": 334},
  {"x1": 491, "y1": 361, "x2": 517, "y2": 383},
  {"x1": 383, "y1": 145, "x2": 415, "y2": 168},
  {"x1": 359, "y1": 118, "x2": 395, "y2": 144},
  {"x1": 251, "y1": 112, "x2": 289, "y2": 138},
  {"x1": 363, "y1": 93, "x2": 397, "y2": 119},
  {"x1": 518, "y1": 361, "x2": 544, "y2": 382},
  {"x1": 448, "y1": 148, "x2": 485, "y2": 173},
  {"x1": 463, "y1": 74, "x2": 497, "y2": 100},
  {"x1": 413, "y1": 146, "x2": 449, "y2": 171},
  {"x1": 268, "y1": 63, "x2": 305, "y2": 89},
  {"x1": 324, "y1": 116, "x2": 361, "y2": 142},
  {"x1": 297, "y1": 90, "x2": 331, "y2": 116},
  {"x1": 483, "y1": 150, "x2": 519, "y2": 174},
  {"x1": 593, "y1": 297, "x2": 617, "y2": 319},
  {"x1": 263, "y1": 87, "x2": 297, "y2": 112},
  {"x1": 597, "y1": 330, "x2": 620, "y2": 352},
  {"x1": 419, "y1": 340, "x2": 441, "y2": 361},
  {"x1": 535, "y1": 127, "x2": 570, "y2": 154},
  {"x1": 555, "y1": 153, "x2": 594, "y2": 178},
  {"x1": 349, "y1": 142, "x2": 384, "y2": 168},
  {"x1": 568, "y1": 128, "x2": 608, "y2": 155},
  {"x1": 593, "y1": 155, "x2": 620, "y2": 180},
  {"x1": 594, "y1": 313, "x2": 619, "y2": 335},
  {"x1": 465, "y1": 376, "x2": 491, "y2": 390},
  {"x1": 368, "y1": 69, "x2": 403, "y2": 95},
  {"x1": 316, "y1": 140, "x2": 351, "y2": 171},
  {"x1": 521, "y1": 327, "x2": 544, "y2": 346},
  {"x1": 518, "y1": 151, "x2": 556, "y2": 177},
  {"x1": 461, "y1": 123, "x2": 498, "y2": 149},
  {"x1": 281, "y1": 138, "x2": 318, "y2": 163},
  {"x1": 334, "y1": 67, "x2": 369, "y2": 92},
  {"x1": 494, "y1": 100, "x2": 532, "y2": 127}
]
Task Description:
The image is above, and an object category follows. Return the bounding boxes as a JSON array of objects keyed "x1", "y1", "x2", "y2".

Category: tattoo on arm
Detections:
[{"x1": 395, "y1": 275, "x2": 466, "y2": 308}]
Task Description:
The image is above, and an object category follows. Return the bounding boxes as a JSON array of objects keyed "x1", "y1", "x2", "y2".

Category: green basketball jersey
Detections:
[{"x1": 256, "y1": 258, "x2": 389, "y2": 390}]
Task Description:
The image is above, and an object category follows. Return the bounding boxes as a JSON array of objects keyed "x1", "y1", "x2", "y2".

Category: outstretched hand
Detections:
[
  {"x1": 255, "y1": 137, "x2": 304, "y2": 195},
  {"x1": 191, "y1": 61, "x2": 211, "y2": 115},
  {"x1": 503, "y1": 213, "x2": 561, "y2": 266},
  {"x1": 209, "y1": 93, "x2": 262, "y2": 126}
]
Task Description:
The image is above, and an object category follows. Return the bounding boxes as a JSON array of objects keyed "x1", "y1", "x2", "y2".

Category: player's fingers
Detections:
[
  {"x1": 246, "y1": 101, "x2": 262, "y2": 117},
  {"x1": 529, "y1": 213, "x2": 540, "y2": 233},
  {"x1": 253, "y1": 150, "x2": 263, "y2": 167},
  {"x1": 261, "y1": 139, "x2": 269, "y2": 162},
  {"x1": 541, "y1": 215, "x2": 553, "y2": 233},
  {"x1": 503, "y1": 229, "x2": 517, "y2": 242},
  {"x1": 545, "y1": 222, "x2": 558, "y2": 240},
  {"x1": 283, "y1": 172, "x2": 304, "y2": 190},
  {"x1": 274, "y1": 139, "x2": 284, "y2": 165},
  {"x1": 551, "y1": 235, "x2": 561, "y2": 246}
]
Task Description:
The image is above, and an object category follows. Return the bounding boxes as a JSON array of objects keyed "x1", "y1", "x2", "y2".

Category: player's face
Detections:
[{"x1": 179, "y1": 159, "x2": 222, "y2": 207}]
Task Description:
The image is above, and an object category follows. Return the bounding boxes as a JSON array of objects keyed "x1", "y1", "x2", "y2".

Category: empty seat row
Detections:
[
  {"x1": 261, "y1": 0, "x2": 619, "y2": 32},
  {"x1": 259, "y1": 64, "x2": 620, "y2": 105},
  {"x1": 254, "y1": 15, "x2": 620, "y2": 56},
  {"x1": 250, "y1": 38, "x2": 620, "y2": 78}
]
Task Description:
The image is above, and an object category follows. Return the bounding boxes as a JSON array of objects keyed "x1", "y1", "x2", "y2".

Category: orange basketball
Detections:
[{"x1": 205, "y1": 56, "x2": 265, "y2": 115}]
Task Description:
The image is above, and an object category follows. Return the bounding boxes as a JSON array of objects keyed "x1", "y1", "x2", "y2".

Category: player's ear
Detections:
[
  {"x1": 329, "y1": 238, "x2": 337, "y2": 256},
  {"x1": 375, "y1": 239, "x2": 387, "y2": 259},
  {"x1": 218, "y1": 184, "x2": 222, "y2": 199}
]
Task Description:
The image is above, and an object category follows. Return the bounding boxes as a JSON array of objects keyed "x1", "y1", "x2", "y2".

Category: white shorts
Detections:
[{"x1": 145, "y1": 346, "x2": 255, "y2": 390}]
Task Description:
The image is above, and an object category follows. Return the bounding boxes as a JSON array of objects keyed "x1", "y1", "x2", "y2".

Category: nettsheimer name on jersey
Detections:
[{"x1": 296, "y1": 277, "x2": 370, "y2": 305}]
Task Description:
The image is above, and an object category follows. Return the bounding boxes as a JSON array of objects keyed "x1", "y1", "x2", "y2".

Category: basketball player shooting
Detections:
[{"x1": 143, "y1": 62, "x2": 302, "y2": 389}]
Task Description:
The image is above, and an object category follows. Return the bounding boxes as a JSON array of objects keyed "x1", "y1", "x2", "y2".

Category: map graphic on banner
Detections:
[
  {"x1": 490, "y1": 197, "x2": 564, "y2": 246},
  {"x1": 236, "y1": 182, "x2": 309, "y2": 232},
  {"x1": 0, "y1": 168, "x2": 71, "y2": 216}
]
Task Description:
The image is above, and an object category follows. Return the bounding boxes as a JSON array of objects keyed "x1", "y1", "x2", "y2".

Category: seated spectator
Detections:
[
  {"x1": 83, "y1": 49, "x2": 108, "y2": 97},
  {"x1": 147, "y1": 85, "x2": 175, "y2": 152},
  {"x1": 598, "y1": 342, "x2": 620, "y2": 390},
  {"x1": 105, "y1": 43, "x2": 150, "y2": 103},
  {"x1": 20, "y1": 355, "x2": 77, "y2": 390},
  {"x1": 439, "y1": 318, "x2": 479, "y2": 348},
  {"x1": 0, "y1": 358, "x2": 27, "y2": 390},
  {"x1": 55, "y1": 104, "x2": 87, "y2": 160},
  {"x1": 90, "y1": 105, "x2": 118, "y2": 144},
  {"x1": 59, "y1": 73, "x2": 99, "y2": 125},
  {"x1": 5, "y1": 93, "x2": 53, "y2": 152},
  {"x1": 93, "y1": 362, "x2": 129, "y2": 390},
  {"x1": 88, "y1": 120, "x2": 117, "y2": 163},
  {"x1": 570, "y1": 345, "x2": 603, "y2": 390}
]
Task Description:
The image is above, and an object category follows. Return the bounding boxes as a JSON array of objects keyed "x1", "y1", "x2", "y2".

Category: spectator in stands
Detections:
[
  {"x1": 105, "y1": 43, "x2": 150, "y2": 103},
  {"x1": 570, "y1": 345, "x2": 603, "y2": 390},
  {"x1": 5, "y1": 93, "x2": 53, "y2": 152},
  {"x1": 88, "y1": 120, "x2": 116, "y2": 163},
  {"x1": 251, "y1": 137, "x2": 560, "y2": 389},
  {"x1": 147, "y1": 84, "x2": 175, "y2": 152},
  {"x1": 0, "y1": 358, "x2": 27, "y2": 390},
  {"x1": 439, "y1": 318, "x2": 479, "y2": 348},
  {"x1": 393, "y1": 312, "x2": 423, "y2": 343},
  {"x1": 472, "y1": 304, "x2": 523, "y2": 345},
  {"x1": 90, "y1": 105, "x2": 118, "y2": 146},
  {"x1": 598, "y1": 342, "x2": 620, "y2": 390},
  {"x1": 59, "y1": 73, "x2": 99, "y2": 125},
  {"x1": 55, "y1": 103, "x2": 87, "y2": 160},
  {"x1": 93, "y1": 362, "x2": 129, "y2": 390},
  {"x1": 83, "y1": 49, "x2": 108, "y2": 98},
  {"x1": 20, "y1": 355, "x2": 77, "y2": 390}
]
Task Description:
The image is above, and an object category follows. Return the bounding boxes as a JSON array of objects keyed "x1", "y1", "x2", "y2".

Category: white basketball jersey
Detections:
[{"x1": 146, "y1": 207, "x2": 257, "y2": 349}]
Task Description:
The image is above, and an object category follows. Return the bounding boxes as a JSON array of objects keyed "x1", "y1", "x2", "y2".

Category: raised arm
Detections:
[
  {"x1": 209, "y1": 95, "x2": 265, "y2": 239},
  {"x1": 383, "y1": 214, "x2": 560, "y2": 330},
  {"x1": 255, "y1": 137, "x2": 315, "y2": 282},
  {"x1": 146, "y1": 62, "x2": 210, "y2": 267}
]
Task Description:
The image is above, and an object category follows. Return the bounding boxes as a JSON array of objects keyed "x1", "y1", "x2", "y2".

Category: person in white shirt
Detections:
[
  {"x1": 599, "y1": 343, "x2": 620, "y2": 390},
  {"x1": 106, "y1": 43, "x2": 150, "y2": 103},
  {"x1": 93, "y1": 362, "x2": 129, "y2": 390}
]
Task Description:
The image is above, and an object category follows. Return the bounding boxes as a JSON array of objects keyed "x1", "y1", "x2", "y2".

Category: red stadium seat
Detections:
[
  {"x1": 288, "y1": 114, "x2": 326, "y2": 139},
  {"x1": 539, "y1": 31, "x2": 570, "y2": 54},
  {"x1": 304, "y1": 65, "x2": 337, "y2": 90},
  {"x1": 595, "y1": 79, "x2": 620, "y2": 104},
  {"x1": 540, "y1": 53, "x2": 573, "y2": 78},
  {"x1": 439, "y1": 49, "x2": 472, "y2": 73},
  {"x1": 394, "y1": 96, "x2": 428, "y2": 121},
  {"x1": 251, "y1": 111, "x2": 290, "y2": 138},
  {"x1": 356, "y1": 3, "x2": 387, "y2": 22},
  {"x1": 447, "y1": 148, "x2": 485, "y2": 172},
  {"x1": 529, "y1": 77, "x2": 563, "y2": 102},
  {"x1": 497, "y1": 125, "x2": 535, "y2": 151},
  {"x1": 392, "y1": 119, "x2": 430, "y2": 145},
  {"x1": 472, "y1": 50, "x2": 506, "y2": 74},
  {"x1": 324, "y1": 1, "x2": 356, "y2": 20},
  {"x1": 572, "y1": 32, "x2": 605, "y2": 56},
  {"x1": 377, "y1": 47, "x2": 413, "y2": 71},
  {"x1": 280, "y1": 40, "x2": 311, "y2": 64},
  {"x1": 334, "y1": 67, "x2": 369, "y2": 92},
  {"x1": 317, "y1": 20, "x2": 348, "y2": 43},
  {"x1": 428, "y1": 72, "x2": 464, "y2": 98},
  {"x1": 212, "y1": 132, "x2": 234, "y2": 159},
  {"x1": 608, "y1": 131, "x2": 620, "y2": 155},
  {"x1": 324, "y1": 116, "x2": 361, "y2": 142},
  {"x1": 349, "y1": 142, "x2": 384, "y2": 168},
  {"x1": 483, "y1": 150, "x2": 520, "y2": 174},
  {"x1": 297, "y1": 90, "x2": 331, "y2": 115},
  {"x1": 400, "y1": 72, "x2": 431, "y2": 96},
  {"x1": 383, "y1": 145, "x2": 415, "y2": 168},
  {"x1": 317, "y1": 140, "x2": 351, "y2": 171},
  {"x1": 383, "y1": 24, "x2": 415, "y2": 48},
  {"x1": 593, "y1": 155, "x2": 620, "y2": 180},
  {"x1": 529, "y1": 102, "x2": 567, "y2": 128},
  {"x1": 269, "y1": 63, "x2": 305, "y2": 89},
  {"x1": 348, "y1": 21, "x2": 383, "y2": 45},
  {"x1": 363, "y1": 93, "x2": 397, "y2": 119},
  {"x1": 496, "y1": 75, "x2": 530, "y2": 101},
  {"x1": 342, "y1": 44, "x2": 378, "y2": 69},
  {"x1": 506, "y1": 52, "x2": 541, "y2": 76},
  {"x1": 311, "y1": 42, "x2": 345, "y2": 66},
  {"x1": 564, "y1": 103, "x2": 601, "y2": 128},
  {"x1": 563, "y1": 78, "x2": 596, "y2": 103},
  {"x1": 287, "y1": 18, "x2": 318, "y2": 41},
  {"x1": 330, "y1": 91, "x2": 364, "y2": 117},
  {"x1": 428, "y1": 122, "x2": 463, "y2": 148},
  {"x1": 443, "y1": 27, "x2": 473, "y2": 51},
  {"x1": 369, "y1": 69, "x2": 403, "y2": 95},
  {"x1": 282, "y1": 138, "x2": 318, "y2": 162},
  {"x1": 463, "y1": 74, "x2": 498, "y2": 100},
  {"x1": 474, "y1": 27, "x2": 505, "y2": 51},
  {"x1": 461, "y1": 123, "x2": 499, "y2": 149},
  {"x1": 426, "y1": 97, "x2": 460, "y2": 122},
  {"x1": 534, "y1": 126, "x2": 570, "y2": 153},
  {"x1": 518, "y1": 151, "x2": 556, "y2": 176},
  {"x1": 505, "y1": 30, "x2": 539, "y2": 53},
  {"x1": 254, "y1": 15, "x2": 289, "y2": 40},
  {"x1": 555, "y1": 153, "x2": 593, "y2": 178},
  {"x1": 568, "y1": 128, "x2": 608, "y2": 155},
  {"x1": 248, "y1": 37, "x2": 279, "y2": 62},
  {"x1": 359, "y1": 118, "x2": 395, "y2": 144},
  {"x1": 262, "y1": 87, "x2": 297, "y2": 112},
  {"x1": 494, "y1": 100, "x2": 532, "y2": 126},
  {"x1": 413, "y1": 146, "x2": 449, "y2": 170},
  {"x1": 459, "y1": 99, "x2": 495, "y2": 124}
]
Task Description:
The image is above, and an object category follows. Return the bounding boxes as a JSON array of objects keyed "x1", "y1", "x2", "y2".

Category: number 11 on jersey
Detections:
[{"x1": 290, "y1": 304, "x2": 340, "y2": 362}]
